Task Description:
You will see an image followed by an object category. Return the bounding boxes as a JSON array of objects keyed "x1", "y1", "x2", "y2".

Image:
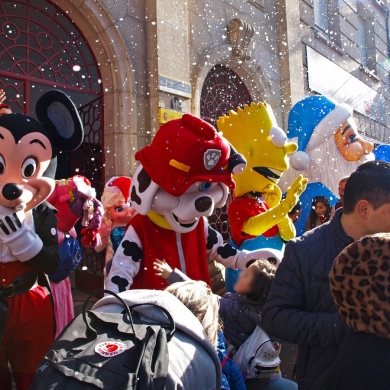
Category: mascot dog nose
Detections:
[
  {"x1": 2, "y1": 183, "x2": 23, "y2": 201},
  {"x1": 195, "y1": 196, "x2": 213, "y2": 212}
]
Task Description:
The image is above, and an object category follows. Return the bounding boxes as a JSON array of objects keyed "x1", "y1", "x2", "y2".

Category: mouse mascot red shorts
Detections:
[
  {"x1": 0, "y1": 91, "x2": 84, "y2": 390},
  {"x1": 106, "y1": 114, "x2": 281, "y2": 293}
]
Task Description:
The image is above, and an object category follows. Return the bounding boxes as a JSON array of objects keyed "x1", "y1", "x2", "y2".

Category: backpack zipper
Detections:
[{"x1": 37, "y1": 361, "x2": 49, "y2": 374}]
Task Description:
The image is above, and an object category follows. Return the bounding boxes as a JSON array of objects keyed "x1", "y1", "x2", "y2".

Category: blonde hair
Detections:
[
  {"x1": 100, "y1": 189, "x2": 126, "y2": 261},
  {"x1": 165, "y1": 280, "x2": 219, "y2": 346}
]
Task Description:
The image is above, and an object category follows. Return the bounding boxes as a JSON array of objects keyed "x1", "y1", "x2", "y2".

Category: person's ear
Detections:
[
  {"x1": 355, "y1": 199, "x2": 371, "y2": 219},
  {"x1": 35, "y1": 90, "x2": 84, "y2": 152}
]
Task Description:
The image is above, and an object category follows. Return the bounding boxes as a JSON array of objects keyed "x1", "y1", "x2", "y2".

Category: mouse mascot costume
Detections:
[
  {"x1": 47, "y1": 175, "x2": 103, "y2": 337},
  {"x1": 217, "y1": 102, "x2": 307, "y2": 291},
  {"x1": 106, "y1": 114, "x2": 281, "y2": 293},
  {"x1": 0, "y1": 91, "x2": 84, "y2": 390}
]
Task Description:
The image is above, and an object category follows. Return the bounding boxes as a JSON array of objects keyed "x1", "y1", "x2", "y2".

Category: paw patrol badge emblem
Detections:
[
  {"x1": 95, "y1": 341, "x2": 126, "y2": 357},
  {"x1": 204, "y1": 149, "x2": 221, "y2": 170}
]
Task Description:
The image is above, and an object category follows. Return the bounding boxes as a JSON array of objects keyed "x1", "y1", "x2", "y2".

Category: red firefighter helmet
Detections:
[{"x1": 135, "y1": 114, "x2": 246, "y2": 197}]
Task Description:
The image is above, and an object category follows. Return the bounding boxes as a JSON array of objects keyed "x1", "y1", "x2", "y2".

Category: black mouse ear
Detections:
[{"x1": 35, "y1": 90, "x2": 84, "y2": 152}]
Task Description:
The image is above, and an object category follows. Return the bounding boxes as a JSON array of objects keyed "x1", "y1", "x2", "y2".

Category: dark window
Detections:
[
  {"x1": 0, "y1": 0, "x2": 105, "y2": 292},
  {"x1": 201, "y1": 64, "x2": 252, "y2": 242},
  {"x1": 0, "y1": 0, "x2": 104, "y2": 196}
]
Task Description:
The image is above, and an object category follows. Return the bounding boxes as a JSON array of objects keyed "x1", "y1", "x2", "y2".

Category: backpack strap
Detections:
[
  {"x1": 128, "y1": 303, "x2": 176, "y2": 341},
  {"x1": 226, "y1": 343, "x2": 236, "y2": 357},
  {"x1": 221, "y1": 354, "x2": 229, "y2": 369},
  {"x1": 82, "y1": 289, "x2": 137, "y2": 340}
]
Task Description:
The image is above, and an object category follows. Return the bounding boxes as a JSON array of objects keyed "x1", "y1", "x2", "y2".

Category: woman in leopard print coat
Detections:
[{"x1": 327, "y1": 233, "x2": 390, "y2": 390}]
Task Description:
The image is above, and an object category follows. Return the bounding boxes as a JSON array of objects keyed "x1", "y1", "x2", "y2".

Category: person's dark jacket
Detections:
[
  {"x1": 218, "y1": 293, "x2": 261, "y2": 348},
  {"x1": 167, "y1": 269, "x2": 261, "y2": 348},
  {"x1": 327, "y1": 329, "x2": 390, "y2": 390},
  {"x1": 261, "y1": 210, "x2": 352, "y2": 390}
]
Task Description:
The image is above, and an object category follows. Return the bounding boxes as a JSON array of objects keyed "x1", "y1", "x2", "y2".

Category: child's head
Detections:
[
  {"x1": 288, "y1": 203, "x2": 302, "y2": 223},
  {"x1": 234, "y1": 259, "x2": 276, "y2": 308},
  {"x1": 311, "y1": 195, "x2": 331, "y2": 218},
  {"x1": 165, "y1": 280, "x2": 219, "y2": 346}
]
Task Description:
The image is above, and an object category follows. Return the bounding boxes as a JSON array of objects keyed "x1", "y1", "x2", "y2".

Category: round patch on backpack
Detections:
[{"x1": 95, "y1": 341, "x2": 126, "y2": 357}]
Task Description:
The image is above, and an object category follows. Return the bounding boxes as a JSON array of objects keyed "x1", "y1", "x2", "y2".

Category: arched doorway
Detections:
[
  {"x1": 0, "y1": 0, "x2": 105, "y2": 292},
  {"x1": 0, "y1": 0, "x2": 104, "y2": 194},
  {"x1": 201, "y1": 64, "x2": 252, "y2": 242}
]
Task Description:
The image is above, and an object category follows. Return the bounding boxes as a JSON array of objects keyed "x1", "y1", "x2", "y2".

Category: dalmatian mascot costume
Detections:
[{"x1": 106, "y1": 114, "x2": 281, "y2": 292}]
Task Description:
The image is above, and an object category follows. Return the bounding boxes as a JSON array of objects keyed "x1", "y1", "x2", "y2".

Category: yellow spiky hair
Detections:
[
  {"x1": 217, "y1": 102, "x2": 297, "y2": 197},
  {"x1": 217, "y1": 102, "x2": 277, "y2": 151}
]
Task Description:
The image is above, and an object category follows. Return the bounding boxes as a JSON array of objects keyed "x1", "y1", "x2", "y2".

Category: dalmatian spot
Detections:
[
  {"x1": 122, "y1": 240, "x2": 143, "y2": 262},
  {"x1": 138, "y1": 168, "x2": 152, "y2": 193},
  {"x1": 111, "y1": 276, "x2": 129, "y2": 292},
  {"x1": 204, "y1": 149, "x2": 221, "y2": 170},
  {"x1": 131, "y1": 187, "x2": 141, "y2": 205},
  {"x1": 217, "y1": 245, "x2": 237, "y2": 259},
  {"x1": 206, "y1": 227, "x2": 218, "y2": 250}
]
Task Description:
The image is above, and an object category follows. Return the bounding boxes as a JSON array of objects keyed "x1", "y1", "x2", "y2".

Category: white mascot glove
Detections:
[
  {"x1": 0, "y1": 204, "x2": 43, "y2": 262},
  {"x1": 235, "y1": 248, "x2": 284, "y2": 270}
]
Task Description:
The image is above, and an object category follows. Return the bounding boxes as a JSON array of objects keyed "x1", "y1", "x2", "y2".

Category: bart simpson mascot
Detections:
[{"x1": 218, "y1": 102, "x2": 307, "y2": 291}]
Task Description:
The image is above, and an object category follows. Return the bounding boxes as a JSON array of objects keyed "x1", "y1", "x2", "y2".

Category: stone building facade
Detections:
[
  {"x1": 1, "y1": 0, "x2": 389, "y2": 290},
  {"x1": 297, "y1": 0, "x2": 390, "y2": 143},
  {"x1": 2, "y1": 0, "x2": 388, "y2": 186}
]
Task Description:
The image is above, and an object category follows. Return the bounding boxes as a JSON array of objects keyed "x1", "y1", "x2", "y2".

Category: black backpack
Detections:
[{"x1": 30, "y1": 290, "x2": 175, "y2": 390}]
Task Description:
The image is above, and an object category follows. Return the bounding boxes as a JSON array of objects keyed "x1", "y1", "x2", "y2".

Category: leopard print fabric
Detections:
[{"x1": 329, "y1": 233, "x2": 390, "y2": 339}]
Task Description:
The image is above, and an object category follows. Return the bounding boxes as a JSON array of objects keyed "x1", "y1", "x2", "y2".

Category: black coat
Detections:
[
  {"x1": 261, "y1": 210, "x2": 352, "y2": 390},
  {"x1": 327, "y1": 329, "x2": 390, "y2": 390},
  {"x1": 28, "y1": 201, "x2": 60, "y2": 275},
  {"x1": 219, "y1": 293, "x2": 262, "y2": 349}
]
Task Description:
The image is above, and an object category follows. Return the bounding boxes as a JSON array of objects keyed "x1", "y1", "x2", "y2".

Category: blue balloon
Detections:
[{"x1": 374, "y1": 144, "x2": 390, "y2": 163}]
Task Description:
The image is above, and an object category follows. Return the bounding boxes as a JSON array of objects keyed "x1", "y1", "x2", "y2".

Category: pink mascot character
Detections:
[{"x1": 46, "y1": 175, "x2": 103, "y2": 337}]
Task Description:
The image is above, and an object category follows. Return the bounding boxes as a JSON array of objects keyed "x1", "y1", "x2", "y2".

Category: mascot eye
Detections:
[
  {"x1": 21, "y1": 157, "x2": 37, "y2": 178},
  {"x1": 347, "y1": 133, "x2": 358, "y2": 144},
  {"x1": 0, "y1": 155, "x2": 5, "y2": 175},
  {"x1": 115, "y1": 206, "x2": 124, "y2": 212},
  {"x1": 269, "y1": 127, "x2": 287, "y2": 147},
  {"x1": 199, "y1": 182, "x2": 212, "y2": 191}
]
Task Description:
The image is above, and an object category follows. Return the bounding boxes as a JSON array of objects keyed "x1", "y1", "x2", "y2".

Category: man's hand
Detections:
[{"x1": 154, "y1": 259, "x2": 173, "y2": 279}]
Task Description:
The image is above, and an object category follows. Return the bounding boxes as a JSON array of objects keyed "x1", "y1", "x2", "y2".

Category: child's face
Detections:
[
  {"x1": 289, "y1": 209, "x2": 302, "y2": 223},
  {"x1": 234, "y1": 268, "x2": 254, "y2": 294},
  {"x1": 314, "y1": 202, "x2": 326, "y2": 217}
]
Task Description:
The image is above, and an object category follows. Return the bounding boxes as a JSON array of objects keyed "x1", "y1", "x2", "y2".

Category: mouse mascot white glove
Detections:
[
  {"x1": 0, "y1": 204, "x2": 43, "y2": 261},
  {"x1": 0, "y1": 90, "x2": 84, "y2": 390},
  {"x1": 106, "y1": 114, "x2": 282, "y2": 293}
]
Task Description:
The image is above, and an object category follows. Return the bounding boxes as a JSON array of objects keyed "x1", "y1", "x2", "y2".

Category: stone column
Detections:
[
  {"x1": 145, "y1": 0, "x2": 191, "y2": 136},
  {"x1": 275, "y1": 0, "x2": 305, "y2": 126}
]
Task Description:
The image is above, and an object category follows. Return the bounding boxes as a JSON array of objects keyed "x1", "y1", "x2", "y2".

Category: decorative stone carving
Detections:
[{"x1": 227, "y1": 18, "x2": 255, "y2": 61}]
